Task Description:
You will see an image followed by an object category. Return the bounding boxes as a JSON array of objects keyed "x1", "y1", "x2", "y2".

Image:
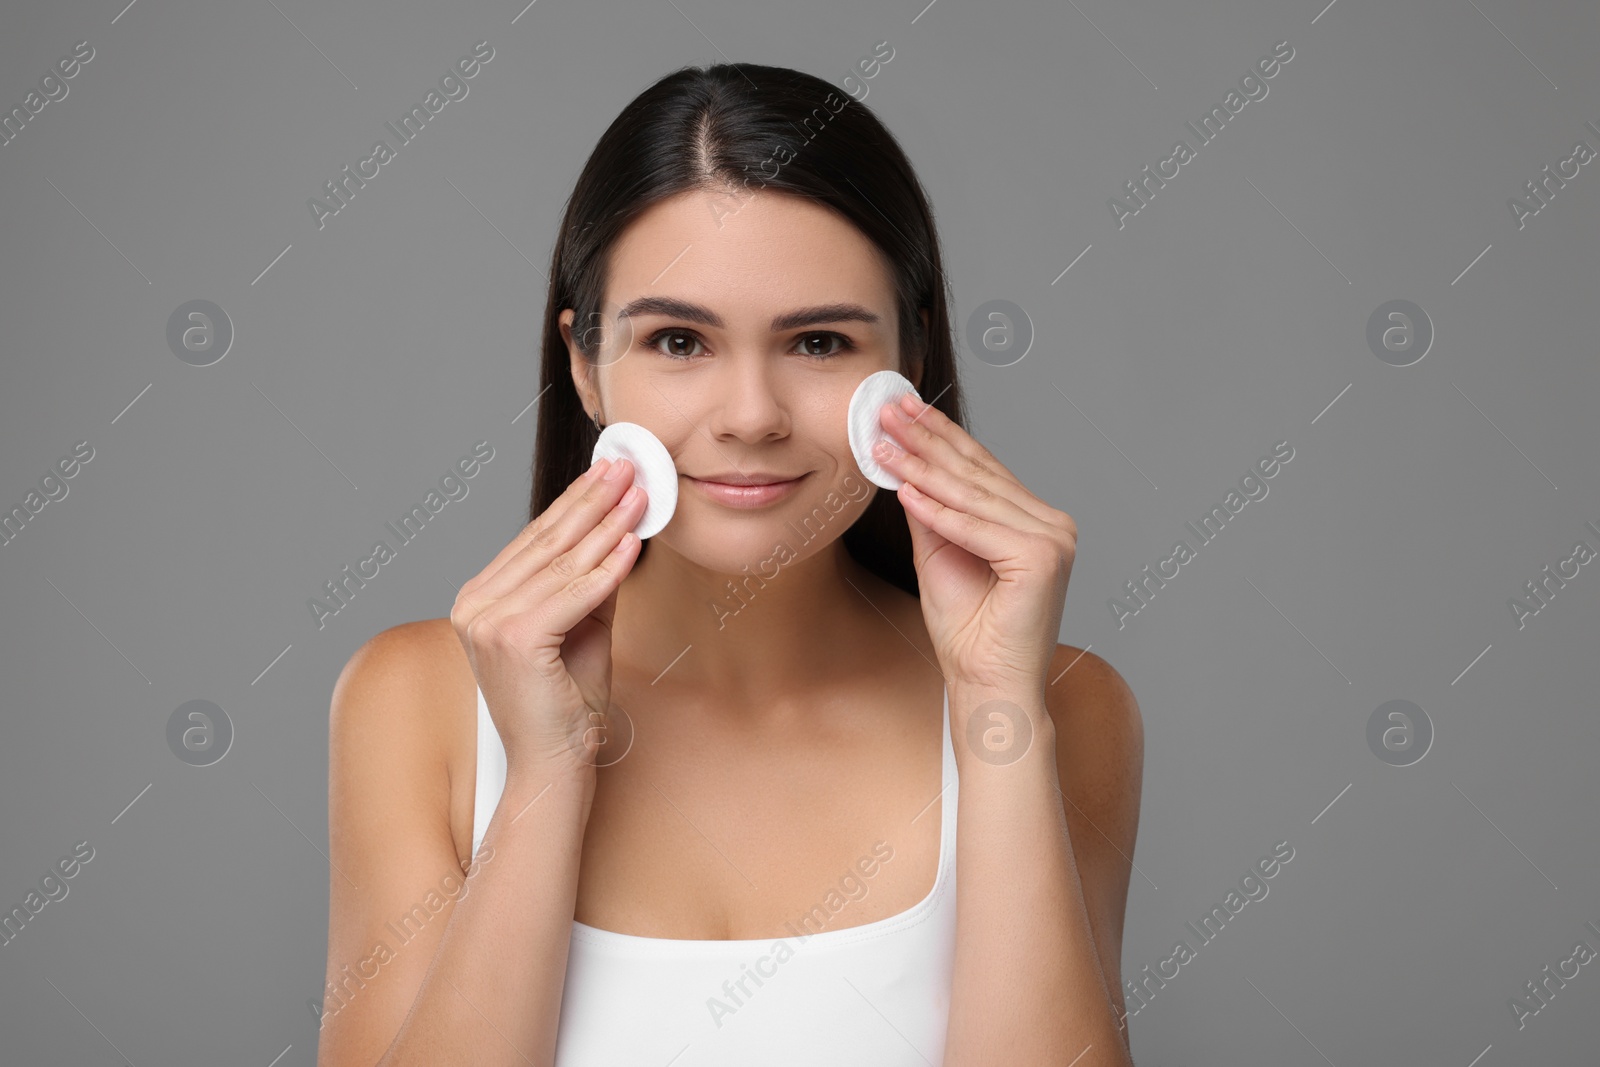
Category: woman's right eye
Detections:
[{"x1": 642, "y1": 330, "x2": 704, "y2": 360}]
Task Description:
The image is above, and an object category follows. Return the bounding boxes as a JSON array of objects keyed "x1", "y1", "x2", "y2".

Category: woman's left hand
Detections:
[{"x1": 873, "y1": 391, "x2": 1077, "y2": 701}]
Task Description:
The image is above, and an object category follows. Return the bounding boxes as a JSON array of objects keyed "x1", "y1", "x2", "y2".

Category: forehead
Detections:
[{"x1": 604, "y1": 188, "x2": 896, "y2": 319}]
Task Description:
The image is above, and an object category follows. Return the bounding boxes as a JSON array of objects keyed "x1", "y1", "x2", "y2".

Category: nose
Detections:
[{"x1": 703, "y1": 357, "x2": 790, "y2": 443}]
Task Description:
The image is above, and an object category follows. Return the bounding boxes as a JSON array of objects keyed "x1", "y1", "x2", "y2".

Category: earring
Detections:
[{"x1": 591, "y1": 410, "x2": 604, "y2": 431}]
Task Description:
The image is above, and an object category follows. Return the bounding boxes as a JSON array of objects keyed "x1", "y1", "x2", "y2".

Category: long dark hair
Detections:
[{"x1": 529, "y1": 61, "x2": 966, "y2": 598}]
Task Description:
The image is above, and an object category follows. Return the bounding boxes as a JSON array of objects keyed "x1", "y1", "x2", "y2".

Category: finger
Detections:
[
  {"x1": 460, "y1": 481, "x2": 647, "y2": 656},
  {"x1": 898, "y1": 479, "x2": 951, "y2": 575},
  {"x1": 876, "y1": 433, "x2": 1049, "y2": 537},
  {"x1": 519, "y1": 482, "x2": 648, "y2": 614},
  {"x1": 880, "y1": 398, "x2": 1061, "y2": 528},
  {"x1": 488, "y1": 460, "x2": 639, "y2": 606},
  {"x1": 469, "y1": 458, "x2": 614, "y2": 588},
  {"x1": 471, "y1": 459, "x2": 636, "y2": 605},
  {"x1": 887, "y1": 394, "x2": 1049, "y2": 522},
  {"x1": 533, "y1": 519, "x2": 642, "y2": 638},
  {"x1": 896, "y1": 480, "x2": 1040, "y2": 571},
  {"x1": 898, "y1": 393, "x2": 1023, "y2": 483}
]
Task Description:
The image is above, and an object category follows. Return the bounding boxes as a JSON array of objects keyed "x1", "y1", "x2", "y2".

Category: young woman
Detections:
[{"x1": 319, "y1": 62, "x2": 1142, "y2": 1067}]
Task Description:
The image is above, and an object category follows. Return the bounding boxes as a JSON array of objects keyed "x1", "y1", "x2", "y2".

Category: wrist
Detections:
[
  {"x1": 947, "y1": 674, "x2": 1049, "y2": 709},
  {"x1": 946, "y1": 678, "x2": 1057, "y2": 780},
  {"x1": 503, "y1": 755, "x2": 598, "y2": 811}
]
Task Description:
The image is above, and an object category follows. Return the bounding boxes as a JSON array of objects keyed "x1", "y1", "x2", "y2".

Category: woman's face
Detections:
[{"x1": 563, "y1": 187, "x2": 922, "y2": 576}]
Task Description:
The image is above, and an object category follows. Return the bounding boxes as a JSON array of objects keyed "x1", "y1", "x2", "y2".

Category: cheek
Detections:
[
  {"x1": 808, "y1": 422, "x2": 859, "y2": 477},
  {"x1": 825, "y1": 472, "x2": 878, "y2": 517},
  {"x1": 801, "y1": 393, "x2": 855, "y2": 446}
]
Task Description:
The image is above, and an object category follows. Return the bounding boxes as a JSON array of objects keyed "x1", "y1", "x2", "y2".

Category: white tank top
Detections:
[{"x1": 471, "y1": 683, "x2": 959, "y2": 1065}]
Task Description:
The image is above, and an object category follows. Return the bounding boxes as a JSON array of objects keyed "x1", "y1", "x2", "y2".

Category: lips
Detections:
[
  {"x1": 688, "y1": 472, "x2": 808, "y2": 508},
  {"x1": 691, "y1": 473, "x2": 805, "y2": 486}
]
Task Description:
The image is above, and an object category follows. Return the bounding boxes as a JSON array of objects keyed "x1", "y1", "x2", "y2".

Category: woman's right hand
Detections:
[{"x1": 450, "y1": 457, "x2": 647, "y2": 780}]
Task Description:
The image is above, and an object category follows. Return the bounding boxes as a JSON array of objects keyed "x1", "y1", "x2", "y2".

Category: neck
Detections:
[{"x1": 614, "y1": 536, "x2": 897, "y2": 709}]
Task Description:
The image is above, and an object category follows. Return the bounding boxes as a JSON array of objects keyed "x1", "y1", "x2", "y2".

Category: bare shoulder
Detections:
[
  {"x1": 1044, "y1": 644, "x2": 1143, "y2": 786},
  {"x1": 329, "y1": 617, "x2": 478, "y2": 840},
  {"x1": 332, "y1": 616, "x2": 471, "y2": 717},
  {"x1": 320, "y1": 618, "x2": 478, "y2": 1061}
]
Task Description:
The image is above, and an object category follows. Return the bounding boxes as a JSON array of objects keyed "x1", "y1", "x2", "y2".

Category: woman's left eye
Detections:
[{"x1": 793, "y1": 332, "x2": 855, "y2": 359}]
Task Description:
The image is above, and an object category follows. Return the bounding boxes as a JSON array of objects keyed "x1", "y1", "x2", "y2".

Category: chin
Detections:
[{"x1": 651, "y1": 503, "x2": 857, "y2": 577}]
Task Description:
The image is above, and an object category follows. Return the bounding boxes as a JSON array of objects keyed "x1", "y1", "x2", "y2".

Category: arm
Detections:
[
  {"x1": 941, "y1": 645, "x2": 1144, "y2": 1066},
  {"x1": 1048, "y1": 647, "x2": 1144, "y2": 1053},
  {"x1": 317, "y1": 621, "x2": 596, "y2": 1067}
]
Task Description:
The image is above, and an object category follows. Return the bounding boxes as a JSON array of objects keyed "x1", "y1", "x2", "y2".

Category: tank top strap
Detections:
[
  {"x1": 936, "y1": 683, "x2": 957, "y2": 885},
  {"x1": 471, "y1": 688, "x2": 504, "y2": 860}
]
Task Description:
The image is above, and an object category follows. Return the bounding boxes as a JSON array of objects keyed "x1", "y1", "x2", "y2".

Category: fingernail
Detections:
[
  {"x1": 603, "y1": 458, "x2": 630, "y2": 481},
  {"x1": 590, "y1": 458, "x2": 612, "y2": 479},
  {"x1": 873, "y1": 439, "x2": 897, "y2": 462}
]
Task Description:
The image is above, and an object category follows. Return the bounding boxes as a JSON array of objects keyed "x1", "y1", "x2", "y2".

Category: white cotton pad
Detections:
[
  {"x1": 848, "y1": 370, "x2": 922, "y2": 490},
  {"x1": 591, "y1": 422, "x2": 678, "y2": 539}
]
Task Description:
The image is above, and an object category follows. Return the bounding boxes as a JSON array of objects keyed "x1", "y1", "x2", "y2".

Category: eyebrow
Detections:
[{"x1": 616, "y1": 296, "x2": 882, "y2": 332}]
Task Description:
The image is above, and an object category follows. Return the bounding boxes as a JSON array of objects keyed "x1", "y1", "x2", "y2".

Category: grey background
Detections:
[{"x1": 2, "y1": 0, "x2": 1597, "y2": 1063}]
